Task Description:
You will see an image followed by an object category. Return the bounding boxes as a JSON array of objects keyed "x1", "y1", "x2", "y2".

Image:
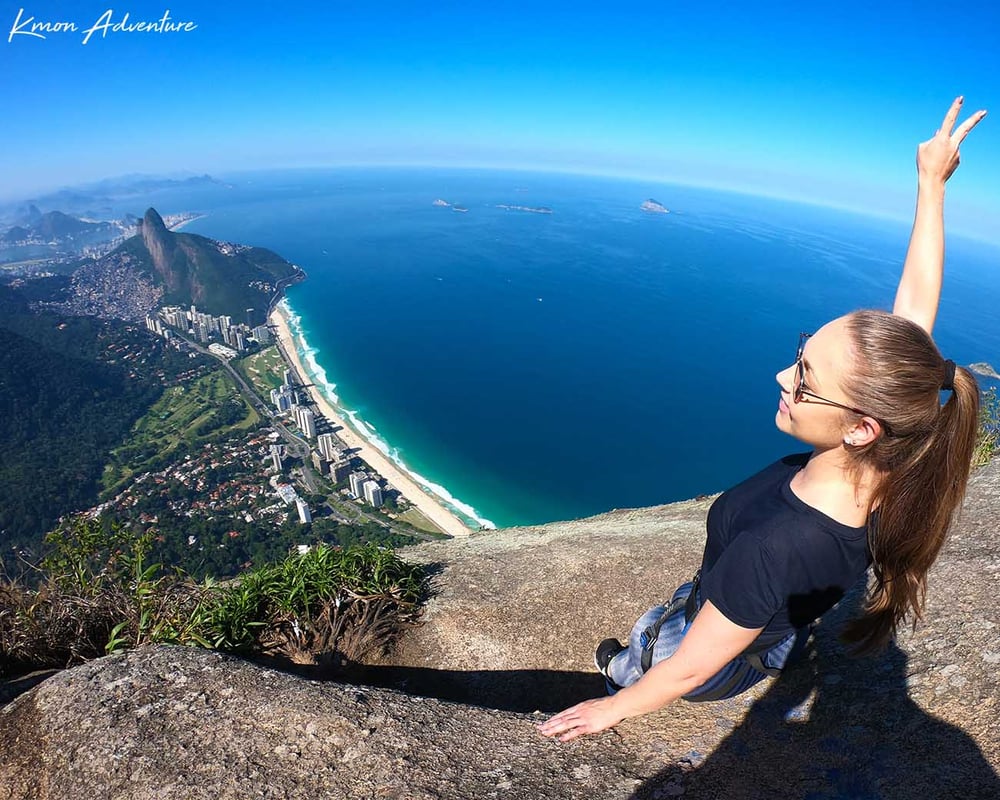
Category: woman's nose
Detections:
[{"x1": 776, "y1": 364, "x2": 795, "y2": 393}]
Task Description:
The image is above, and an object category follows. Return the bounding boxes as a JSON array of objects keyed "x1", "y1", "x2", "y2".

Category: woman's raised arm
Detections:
[{"x1": 892, "y1": 97, "x2": 986, "y2": 336}]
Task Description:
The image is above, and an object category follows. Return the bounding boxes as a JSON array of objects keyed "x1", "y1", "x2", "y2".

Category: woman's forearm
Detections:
[
  {"x1": 893, "y1": 179, "x2": 946, "y2": 335},
  {"x1": 607, "y1": 654, "x2": 706, "y2": 720}
]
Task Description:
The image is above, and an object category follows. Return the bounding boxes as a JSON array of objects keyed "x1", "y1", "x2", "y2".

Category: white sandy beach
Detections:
[
  {"x1": 269, "y1": 304, "x2": 472, "y2": 538},
  {"x1": 167, "y1": 214, "x2": 206, "y2": 232}
]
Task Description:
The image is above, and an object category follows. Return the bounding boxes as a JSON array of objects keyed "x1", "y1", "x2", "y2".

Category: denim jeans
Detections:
[{"x1": 605, "y1": 581, "x2": 797, "y2": 702}]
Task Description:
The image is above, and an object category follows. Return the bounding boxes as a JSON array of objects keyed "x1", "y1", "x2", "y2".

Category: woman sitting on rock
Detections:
[{"x1": 540, "y1": 97, "x2": 987, "y2": 742}]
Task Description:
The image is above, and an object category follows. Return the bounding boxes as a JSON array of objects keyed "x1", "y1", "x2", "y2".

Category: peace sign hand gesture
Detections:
[{"x1": 917, "y1": 96, "x2": 987, "y2": 186}]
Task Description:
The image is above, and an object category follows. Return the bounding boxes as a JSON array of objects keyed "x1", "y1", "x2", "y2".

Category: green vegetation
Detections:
[
  {"x1": 101, "y1": 368, "x2": 259, "y2": 496},
  {"x1": 120, "y1": 212, "x2": 301, "y2": 318},
  {"x1": 0, "y1": 285, "x2": 204, "y2": 558},
  {"x1": 234, "y1": 345, "x2": 287, "y2": 397},
  {"x1": 1, "y1": 517, "x2": 426, "y2": 679},
  {"x1": 141, "y1": 511, "x2": 418, "y2": 581},
  {"x1": 973, "y1": 387, "x2": 999, "y2": 468},
  {"x1": 397, "y1": 507, "x2": 447, "y2": 534}
]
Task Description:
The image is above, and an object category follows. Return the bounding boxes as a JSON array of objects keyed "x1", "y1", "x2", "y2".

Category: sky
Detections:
[{"x1": 2, "y1": 1, "x2": 998, "y2": 240}]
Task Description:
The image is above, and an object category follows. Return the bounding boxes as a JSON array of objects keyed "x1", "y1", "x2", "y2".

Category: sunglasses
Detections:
[{"x1": 795, "y1": 333, "x2": 893, "y2": 438}]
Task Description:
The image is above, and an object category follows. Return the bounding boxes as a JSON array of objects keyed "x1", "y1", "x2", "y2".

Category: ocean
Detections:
[{"x1": 100, "y1": 168, "x2": 1000, "y2": 530}]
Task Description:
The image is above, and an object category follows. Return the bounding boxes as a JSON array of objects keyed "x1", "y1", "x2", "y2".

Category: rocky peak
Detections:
[
  {"x1": 2, "y1": 459, "x2": 999, "y2": 798},
  {"x1": 138, "y1": 206, "x2": 181, "y2": 292}
]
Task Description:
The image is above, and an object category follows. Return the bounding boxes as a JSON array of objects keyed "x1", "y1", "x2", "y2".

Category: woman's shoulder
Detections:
[{"x1": 719, "y1": 452, "x2": 810, "y2": 499}]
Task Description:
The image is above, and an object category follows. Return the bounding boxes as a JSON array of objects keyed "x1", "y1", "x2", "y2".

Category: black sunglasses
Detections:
[{"x1": 795, "y1": 333, "x2": 893, "y2": 438}]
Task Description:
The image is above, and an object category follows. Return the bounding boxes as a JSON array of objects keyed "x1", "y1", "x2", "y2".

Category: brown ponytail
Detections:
[{"x1": 838, "y1": 310, "x2": 980, "y2": 655}]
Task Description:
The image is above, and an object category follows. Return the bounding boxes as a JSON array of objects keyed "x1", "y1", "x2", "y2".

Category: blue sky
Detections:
[{"x1": 2, "y1": 1, "x2": 998, "y2": 239}]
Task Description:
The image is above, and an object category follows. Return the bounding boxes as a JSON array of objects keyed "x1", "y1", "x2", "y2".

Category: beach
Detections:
[
  {"x1": 269, "y1": 302, "x2": 473, "y2": 538},
  {"x1": 167, "y1": 213, "x2": 206, "y2": 232}
]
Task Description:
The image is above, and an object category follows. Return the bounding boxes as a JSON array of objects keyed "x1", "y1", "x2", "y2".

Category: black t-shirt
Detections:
[{"x1": 699, "y1": 452, "x2": 871, "y2": 645}]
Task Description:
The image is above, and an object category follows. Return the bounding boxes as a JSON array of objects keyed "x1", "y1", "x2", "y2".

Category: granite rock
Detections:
[{"x1": 2, "y1": 461, "x2": 999, "y2": 799}]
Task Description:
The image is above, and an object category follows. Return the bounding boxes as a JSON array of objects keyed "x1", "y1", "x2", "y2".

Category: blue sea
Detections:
[{"x1": 99, "y1": 168, "x2": 1000, "y2": 529}]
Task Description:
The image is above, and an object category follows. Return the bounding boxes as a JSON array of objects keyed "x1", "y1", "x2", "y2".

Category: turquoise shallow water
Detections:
[{"x1": 106, "y1": 168, "x2": 1000, "y2": 528}]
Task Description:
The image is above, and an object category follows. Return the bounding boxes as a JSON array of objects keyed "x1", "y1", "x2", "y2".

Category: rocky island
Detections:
[
  {"x1": 640, "y1": 199, "x2": 670, "y2": 214},
  {"x1": 970, "y1": 362, "x2": 1000, "y2": 380},
  {"x1": 496, "y1": 204, "x2": 552, "y2": 214}
]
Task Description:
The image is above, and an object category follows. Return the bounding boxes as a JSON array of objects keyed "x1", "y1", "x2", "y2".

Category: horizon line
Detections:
[{"x1": 4, "y1": 162, "x2": 997, "y2": 248}]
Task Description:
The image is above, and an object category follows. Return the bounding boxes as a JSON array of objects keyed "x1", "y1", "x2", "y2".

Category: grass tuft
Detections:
[
  {"x1": 973, "y1": 387, "x2": 999, "y2": 469},
  {"x1": 1, "y1": 517, "x2": 425, "y2": 680}
]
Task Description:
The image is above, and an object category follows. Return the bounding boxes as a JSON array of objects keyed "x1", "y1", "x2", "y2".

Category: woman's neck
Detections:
[{"x1": 790, "y1": 446, "x2": 877, "y2": 527}]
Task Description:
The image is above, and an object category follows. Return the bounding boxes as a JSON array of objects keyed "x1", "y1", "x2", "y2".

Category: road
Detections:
[
  {"x1": 173, "y1": 330, "x2": 438, "y2": 540},
  {"x1": 171, "y1": 331, "x2": 318, "y2": 494}
]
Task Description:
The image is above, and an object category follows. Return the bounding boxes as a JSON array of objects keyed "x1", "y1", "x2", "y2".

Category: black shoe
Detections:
[{"x1": 595, "y1": 638, "x2": 626, "y2": 689}]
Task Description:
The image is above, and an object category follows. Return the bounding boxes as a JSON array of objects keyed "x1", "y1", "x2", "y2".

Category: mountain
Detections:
[
  {"x1": 36, "y1": 208, "x2": 304, "y2": 320},
  {"x1": 0, "y1": 226, "x2": 29, "y2": 244},
  {"x1": 130, "y1": 207, "x2": 303, "y2": 316},
  {"x1": 0, "y1": 284, "x2": 192, "y2": 551},
  {"x1": 3, "y1": 211, "x2": 103, "y2": 243},
  {"x1": 35, "y1": 210, "x2": 101, "y2": 239}
]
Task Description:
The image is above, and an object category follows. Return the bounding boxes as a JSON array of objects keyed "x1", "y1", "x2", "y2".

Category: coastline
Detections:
[
  {"x1": 167, "y1": 214, "x2": 206, "y2": 232},
  {"x1": 269, "y1": 301, "x2": 474, "y2": 538}
]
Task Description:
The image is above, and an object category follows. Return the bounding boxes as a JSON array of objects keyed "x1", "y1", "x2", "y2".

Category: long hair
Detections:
[{"x1": 838, "y1": 310, "x2": 980, "y2": 655}]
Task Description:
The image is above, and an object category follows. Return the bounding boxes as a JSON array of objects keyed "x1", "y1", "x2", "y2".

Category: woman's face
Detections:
[{"x1": 775, "y1": 316, "x2": 860, "y2": 447}]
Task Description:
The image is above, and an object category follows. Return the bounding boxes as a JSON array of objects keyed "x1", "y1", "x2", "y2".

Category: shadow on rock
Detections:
[
  {"x1": 341, "y1": 663, "x2": 607, "y2": 713},
  {"x1": 633, "y1": 637, "x2": 1000, "y2": 800},
  {"x1": 252, "y1": 650, "x2": 605, "y2": 713}
]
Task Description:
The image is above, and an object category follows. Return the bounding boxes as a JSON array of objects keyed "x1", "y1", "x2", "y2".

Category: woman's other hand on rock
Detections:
[{"x1": 536, "y1": 696, "x2": 626, "y2": 742}]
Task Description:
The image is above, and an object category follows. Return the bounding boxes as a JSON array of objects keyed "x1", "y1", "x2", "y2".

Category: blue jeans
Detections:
[{"x1": 605, "y1": 581, "x2": 799, "y2": 702}]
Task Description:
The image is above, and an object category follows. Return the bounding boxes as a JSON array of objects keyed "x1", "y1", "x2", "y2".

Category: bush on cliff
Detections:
[
  {"x1": 973, "y1": 387, "x2": 999, "y2": 468},
  {"x1": 0, "y1": 517, "x2": 426, "y2": 679}
]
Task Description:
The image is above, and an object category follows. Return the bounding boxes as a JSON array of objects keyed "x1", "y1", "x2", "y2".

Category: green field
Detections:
[
  {"x1": 101, "y1": 368, "x2": 260, "y2": 496},
  {"x1": 396, "y1": 507, "x2": 446, "y2": 535},
  {"x1": 234, "y1": 345, "x2": 287, "y2": 399}
]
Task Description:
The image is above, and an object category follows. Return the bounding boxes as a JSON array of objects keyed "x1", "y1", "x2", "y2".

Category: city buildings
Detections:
[
  {"x1": 362, "y1": 480, "x2": 383, "y2": 508},
  {"x1": 349, "y1": 472, "x2": 367, "y2": 498},
  {"x1": 330, "y1": 459, "x2": 352, "y2": 484},
  {"x1": 311, "y1": 451, "x2": 329, "y2": 475},
  {"x1": 293, "y1": 405, "x2": 316, "y2": 438},
  {"x1": 155, "y1": 304, "x2": 254, "y2": 353},
  {"x1": 317, "y1": 432, "x2": 346, "y2": 462},
  {"x1": 270, "y1": 387, "x2": 294, "y2": 413},
  {"x1": 252, "y1": 325, "x2": 272, "y2": 344},
  {"x1": 208, "y1": 342, "x2": 239, "y2": 359}
]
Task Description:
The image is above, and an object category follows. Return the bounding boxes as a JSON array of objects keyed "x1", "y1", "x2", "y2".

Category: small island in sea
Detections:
[
  {"x1": 640, "y1": 199, "x2": 670, "y2": 214},
  {"x1": 496, "y1": 204, "x2": 552, "y2": 214},
  {"x1": 969, "y1": 362, "x2": 1000, "y2": 380},
  {"x1": 431, "y1": 199, "x2": 468, "y2": 212}
]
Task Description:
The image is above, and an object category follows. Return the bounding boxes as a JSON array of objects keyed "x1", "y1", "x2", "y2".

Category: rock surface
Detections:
[{"x1": 2, "y1": 460, "x2": 999, "y2": 798}]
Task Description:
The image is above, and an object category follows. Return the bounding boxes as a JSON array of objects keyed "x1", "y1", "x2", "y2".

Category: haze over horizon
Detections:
[{"x1": 3, "y1": 1, "x2": 998, "y2": 241}]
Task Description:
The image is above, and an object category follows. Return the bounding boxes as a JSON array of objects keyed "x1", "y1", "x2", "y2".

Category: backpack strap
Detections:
[
  {"x1": 639, "y1": 570, "x2": 702, "y2": 673},
  {"x1": 639, "y1": 594, "x2": 687, "y2": 673},
  {"x1": 639, "y1": 568, "x2": 793, "y2": 681}
]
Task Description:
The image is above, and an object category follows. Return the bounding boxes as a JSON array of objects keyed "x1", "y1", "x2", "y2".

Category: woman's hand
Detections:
[
  {"x1": 537, "y1": 696, "x2": 626, "y2": 743},
  {"x1": 894, "y1": 96, "x2": 987, "y2": 334},
  {"x1": 917, "y1": 96, "x2": 987, "y2": 186}
]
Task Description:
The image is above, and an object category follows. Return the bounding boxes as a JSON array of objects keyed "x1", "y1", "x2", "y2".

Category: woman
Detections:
[{"x1": 539, "y1": 97, "x2": 987, "y2": 743}]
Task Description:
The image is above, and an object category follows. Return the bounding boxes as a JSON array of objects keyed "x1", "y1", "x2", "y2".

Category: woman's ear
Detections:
[{"x1": 844, "y1": 417, "x2": 883, "y2": 447}]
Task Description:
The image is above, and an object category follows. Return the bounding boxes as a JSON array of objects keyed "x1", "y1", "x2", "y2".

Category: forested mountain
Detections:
[
  {"x1": 128, "y1": 207, "x2": 302, "y2": 316},
  {"x1": 0, "y1": 285, "x2": 203, "y2": 561}
]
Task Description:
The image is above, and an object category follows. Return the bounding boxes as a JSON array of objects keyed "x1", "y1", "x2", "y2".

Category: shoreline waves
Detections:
[
  {"x1": 166, "y1": 213, "x2": 206, "y2": 232},
  {"x1": 269, "y1": 299, "x2": 485, "y2": 538}
]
